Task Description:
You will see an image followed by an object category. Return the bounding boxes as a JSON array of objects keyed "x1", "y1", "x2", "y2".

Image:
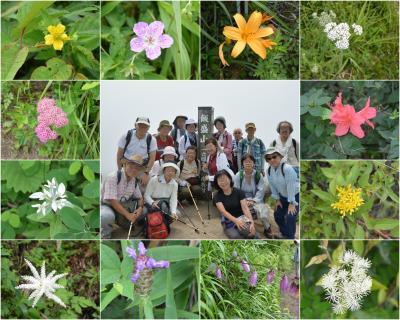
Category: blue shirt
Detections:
[
  {"x1": 237, "y1": 137, "x2": 266, "y2": 172},
  {"x1": 267, "y1": 162, "x2": 299, "y2": 205}
]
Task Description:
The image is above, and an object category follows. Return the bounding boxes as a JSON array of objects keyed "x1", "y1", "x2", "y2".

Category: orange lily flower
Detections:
[{"x1": 219, "y1": 11, "x2": 277, "y2": 66}]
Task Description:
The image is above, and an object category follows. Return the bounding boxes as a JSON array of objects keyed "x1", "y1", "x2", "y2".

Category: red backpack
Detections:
[{"x1": 146, "y1": 211, "x2": 169, "y2": 239}]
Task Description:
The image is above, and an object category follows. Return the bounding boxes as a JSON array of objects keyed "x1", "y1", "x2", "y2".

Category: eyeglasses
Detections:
[{"x1": 266, "y1": 155, "x2": 278, "y2": 161}]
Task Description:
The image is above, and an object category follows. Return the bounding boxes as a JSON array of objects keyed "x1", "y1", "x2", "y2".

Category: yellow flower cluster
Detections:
[
  {"x1": 331, "y1": 185, "x2": 364, "y2": 217},
  {"x1": 44, "y1": 24, "x2": 70, "y2": 51}
]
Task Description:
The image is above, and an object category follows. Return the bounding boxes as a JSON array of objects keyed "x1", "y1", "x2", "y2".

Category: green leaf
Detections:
[
  {"x1": 101, "y1": 244, "x2": 121, "y2": 285},
  {"x1": 373, "y1": 219, "x2": 399, "y2": 231},
  {"x1": 69, "y1": 161, "x2": 82, "y2": 175},
  {"x1": 12, "y1": 1, "x2": 54, "y2": 38},
  {"x1": 8, "y1": 214, "x2": 21, "y2": 228},
  {"x1": 100, "y1": 287, "x2": 120, "y2": 312},
  {"x1": 311, "y1": 190, "x2": 335, "y2": 202},
  {"x1": 332, "y1": 243, "x2": 345, "y2": 266},
  {"x1": 148, "y1": 246, "x2": 199, "y2": 262},
  {"x1": 81, "y1": 82, "x2": 100, "y2": 90},
  {"x1": 354, "y1": 225, "x2": 365, "y2": 239},
  {"x1": 144, "y1": 298, "x2": 154, "y2": 319},
  {"x1": 352, "y1": 240, "x2": 364, "y2": 256},
  {"x1": 165, "y1": 268, "x2": 177, "y2": 319},
  {"x1": 371, "y1": 278, "x2": 388, "y2": 291},
  {"x1": 305, "y1": 254, "x2": 327, "y2": 268},
  {"x1": 82, "y1": 180, "x2": 99, "y2": 199},
  {"x1": 31, "y1": 58, "x2": 73, "y2": 80},
  {"x1": 83, "y1": 165, "x2": 95, "y2": 182},
  {"x1": 50, "y1": 214, "x2": 67, "y2": 238},
  {"x1": 1, "y1": 44, "x2": 29, "y2": 80},
  {"x1": 1, "y1": 162, "x2": 44, "y2": 193},
  {"x1": 59, "y1": 207, "x2": 86, "y2": 231}
]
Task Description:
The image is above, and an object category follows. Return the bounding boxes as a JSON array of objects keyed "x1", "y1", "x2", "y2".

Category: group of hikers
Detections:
[{"x1": 101, "y1": 115, "x2": 300, "y2": 240}]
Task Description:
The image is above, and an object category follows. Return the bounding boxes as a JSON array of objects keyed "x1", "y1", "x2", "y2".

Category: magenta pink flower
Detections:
[
  {"x1": 35, "y1": 98, "x2": 69, "y2": 144},
  {"x1": 130, "y1": 21, "x2": 173, "y2": 60},
  {"x1": 241, "y1": 260, "x2": 250, "y2": 272},
  {"x1": 330, "y1": 92, "x2": 377, "y2": 139},
  {"x1": 249, "y1": 271, "x2": 258, "y2": 287}
]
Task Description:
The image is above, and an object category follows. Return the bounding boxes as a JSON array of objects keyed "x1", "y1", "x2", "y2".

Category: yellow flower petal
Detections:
[
  {"x1": 44, "y1": 34, "x2": 54, "y2": 45},
  {"x1": 233, "y1": 13, "x2": 247, "y2": 32},
  {"x1": 53, "y1": 40, "x2": 64, "y2": 51},
  {"x1": 60, "y1": 33, "x2": 70, "y2": 41},
  {"x1": 55, "y1": 23, "x2": 65, "y2": 34},
  {"x1": 253, "y1": 26, "x2": 274, "y2": 39},
  {"x1": 247, "y1": 38, "x2": 266, "y2": 59},
  {"x1": 261, "y1": 14, "x2": 273, "y2": 23},
  {"x1": 246, "y1": 11, "x2": 262, "y2": 34},
  {"x1": 231, "y1": 40, "x2": 246, "y2": 58},
  {"x1": 223, "y1": 26, "x2": 242, "y2": 41},
  {"x1": 47, "y1": 25, "x2": 56, "y2": 33},
  {"x1": 219, "y1": 42, "x2": 229, "y2": 67}
]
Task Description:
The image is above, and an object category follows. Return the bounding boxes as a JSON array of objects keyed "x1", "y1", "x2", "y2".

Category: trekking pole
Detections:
[
  {"x1": 158, "y1": 208, "x2": 202, "y2": 234},
  {"x1": 186, "y1": 185, "x2": 205, "y2": 224},
  {"x1": 126, "y1": 202, "x2": 138, "y2": 240},
  {"x1": 178, "y1": 201, "x2": 198, "y2": 229}
]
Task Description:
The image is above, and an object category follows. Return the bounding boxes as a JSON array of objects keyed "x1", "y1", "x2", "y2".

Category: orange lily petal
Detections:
[
  {"x1": 247, "y1": 38, "x2": 266, "y2": 59},
  {"x1": 233, "y1": 13, "x2": 247, "y2": 32},
  {"x1": 231, "y1": 40, "x2": 246, "y2": 58},
  {"x1": 219, "y1": 42, "x2": 230, "y2": 67},
  {"x1": 246, "y1": 11, "x2": 262, "y2": 34},
  {"x1": 223, "y1": 26, "x2": 242, "y2": 41},
  {"x1": 261, "y1": 14, "x2": 273, "y2": 23},
  {"x1": 253, "y1": 26, "x2": 274, "y2": 38},
  {"x1": 260, "y1": 39, "x2": 277, "y2": 49}
]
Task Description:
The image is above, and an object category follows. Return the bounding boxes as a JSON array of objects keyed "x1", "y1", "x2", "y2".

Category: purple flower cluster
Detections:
[
  {"x1": 35, "y1": 98, "x2": 69, "y2": 143},
  {"x1": 126, "y1": 242, "x2": 169, "y2": 283}
]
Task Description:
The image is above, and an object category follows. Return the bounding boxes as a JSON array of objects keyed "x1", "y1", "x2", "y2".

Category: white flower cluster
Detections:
[
  {"x1": 15, "y1": 259, "x2": 68, "y2": 308},
  {"x1": 312, "y1": 11, "x2": 363, "y2": 50},
  {"x1": 29, "y1": 177, "x2": 72, "y2": 216},
  {"x1": 320, "y1": 250, "x2": 372, "y2": 314}
]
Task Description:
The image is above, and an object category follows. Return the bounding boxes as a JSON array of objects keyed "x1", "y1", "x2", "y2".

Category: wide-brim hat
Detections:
[
  {"x1": 161, "y1": 146, "x2": 178, "y2": 159},
  {"x1": 173, "y1": 115, "x2": 188, "y2": 126},
  {"x1": 135, "y1": 116, "x2": 150, "y2": 127},
  {"x1": 185, "y1": 118, "x2": 197, "y2": 128},
  {"x1": 158, "y1": 120, "x2": 173, "y2": 131},
  {"x1": 265, "y1": 147, "x2": 283, "y2": 158},
  {"x1": 159, "y1": 161, "x2": 180, "y2": 178},
  {"x1": 121, "y1": 154, "x2": 145, "y2": 167}
]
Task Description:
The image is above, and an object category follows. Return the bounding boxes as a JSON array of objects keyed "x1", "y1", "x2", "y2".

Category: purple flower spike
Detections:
[
  {"x1": 130, "y1": 20, "x2": 173, "y2": 60},
  {"x1": 127, "y1": 243, "x2": 170, "y2": 283},
  {"x1": 289, "y1": 282, "x2": 299, "y2": 295},
  {"x1": 280, "y1": 275, "x2": 289, "y2": 293},
  {"x1": 249, "y1": 271, "x2": 258, "y2": 287},
  {"x1": 267, "y1": 270, "x2": 275, "y2": 284},
  {"x1": 241, "y1": 260, "x2": 250, "y2": 272},
  {"x1": 215, "y1": 267, "x2": 222, "y2": 279}
]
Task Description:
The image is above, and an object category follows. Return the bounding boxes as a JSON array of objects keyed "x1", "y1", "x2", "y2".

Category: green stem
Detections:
[{"x1": 139, "y1": 298, "x2": 144, "y2": 320}]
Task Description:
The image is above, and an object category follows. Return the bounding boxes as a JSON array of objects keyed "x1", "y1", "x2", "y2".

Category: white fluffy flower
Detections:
[
  {"x1": 29, "y1": 177, "x2": 72, "y2": 216},
  {"x1": 352, "y1": 23, "x2": 363, "y2": 35},
  {"x1": 15, "y1": 259, "x2": 68, "y2": 308},
  {"x1": 311, "y1": 64, "x2": 319, "y2": 74},
  {"x1": 320, "y1": 250, "x2": 372, "y2": 314}
]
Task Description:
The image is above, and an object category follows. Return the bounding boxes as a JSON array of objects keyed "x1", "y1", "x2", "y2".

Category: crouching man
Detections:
[{"x1": 101, "y1": 155, "x2": 145, "y2": 239}]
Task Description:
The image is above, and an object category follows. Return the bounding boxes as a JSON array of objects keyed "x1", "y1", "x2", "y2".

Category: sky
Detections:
[{"x1": 101, "y1": 80, "x2": 300, "y2": 174}]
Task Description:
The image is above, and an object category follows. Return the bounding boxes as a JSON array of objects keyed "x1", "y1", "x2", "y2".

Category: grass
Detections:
[{"x1": 300, "y1": 1, "x2": 399, "y2": 79}]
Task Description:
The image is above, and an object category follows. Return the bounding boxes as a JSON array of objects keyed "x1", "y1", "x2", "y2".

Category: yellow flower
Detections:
[
  {"x1": 331, "y1": 185, "x2": 364, "y2": 217},
  {"x1": 44, "y1": 24, "x2": 70, "y2": 51},
  {"x1": 219, "y1": 11, "x2": 277, "y2": 66}
]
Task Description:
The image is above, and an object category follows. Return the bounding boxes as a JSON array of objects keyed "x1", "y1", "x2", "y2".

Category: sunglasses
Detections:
[{"x1": 266, "y1": 155, "x2": 278, "y2": 161}]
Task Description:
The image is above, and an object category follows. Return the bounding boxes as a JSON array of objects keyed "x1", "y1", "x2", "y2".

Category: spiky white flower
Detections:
[
  {"x1": 15, "y1": 259, "x2": 68, "y2": 308},
  {"x1": 319, "y1": 250, "x2": 372, "y2": 314},
  {"x1": 29, "y1": 177, "x2": 72, "y2": 216}
]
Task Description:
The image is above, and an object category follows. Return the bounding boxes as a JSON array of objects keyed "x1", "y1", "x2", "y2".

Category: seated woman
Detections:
[
  {"x1": 213, "y1": 169, "x2": 258, "y2": 239},
  {"x1": 144, "y1": 161, "x2": 180, "y2": 226},
  {"x1": 264, "y1": 147, "x2": 299, "y2": 239},
  {"x1": 177, "y1": 146, "x2": 202, "y2": 202},
  {"x1": 149, "y1": 146, "x2": 178, "y2": 177},
  {"x1": 203, "y1": 138, "x2": 234, "y2": 186},
  {"x1": 233, "y1": 153, "x2": 272, "y2": 238}
]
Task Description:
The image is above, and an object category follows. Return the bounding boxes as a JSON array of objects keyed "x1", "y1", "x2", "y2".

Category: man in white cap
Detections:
[
  {"x1": 178, "y1": 118, "x2": 198, "y2": 160},
  {"x1": 101, "y1": 154, "x2": 146, "y2": 239},
  {"x1": 116, "y1": 117, "x2": 157, "y2": 185},
  {"x1": 149, "y1": 146, "x2": 178, "y2": 177},
  {"x1": 144, "y1": 161, "x2": 180, "y2": 224}
]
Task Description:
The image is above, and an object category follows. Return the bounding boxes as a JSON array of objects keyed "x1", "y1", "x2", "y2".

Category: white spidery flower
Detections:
[
  {"x1": 15, "y1": 258, "x2": 68, "y2": 308},
  {"x1": 319, "y1": 250, "x2": 372, "y2": 315},
  {"x1": 29, "y1": 177, "x2": 72, "y2": 216},
  {"x1": 352, "y1": 23, "x2": 363, "y2": 35}
]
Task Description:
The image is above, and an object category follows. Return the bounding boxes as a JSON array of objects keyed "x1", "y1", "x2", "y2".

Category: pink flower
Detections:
[
  {"x1": 330, "y1": 92, "x2": 377, "y2": 139},
  {"x1": 249, "y1": 271, "x2": 258, "y2": 287},
  {"x1": 130, "y1": 21, "x2": 174, "y2": 60},
  {"x1": 241, "y1": 260, "x2": 250, "y2": 272},
  {"x1": 267, "y1": 270, "x2": 275, "y2": 284}
]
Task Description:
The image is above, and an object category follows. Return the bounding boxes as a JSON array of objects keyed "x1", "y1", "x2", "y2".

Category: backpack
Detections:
[
  {"x1": 272, "y1": 138, "x2": 298, "y2": 161},
  {"x1": 239, "y1": 170, "x2": 261, "y2": 188},
  {"x1": 240, "y1": 138, "x2": 264, "y2": 157},
  {"x1": 179, "y1": 159, "x2": 200, "y2": 173},
  {"x1": 146, "y1": 211, "x2": 169, "y2": 239},
  {"x1": 117, "y1": 171, "x2": 138, "y2": 185},
  {"x1": 123, "y1": 129, "x2": 152, "y2": 157},
  {"x1": 267, "y1": 163, "x2": 286, "y2": 177}
]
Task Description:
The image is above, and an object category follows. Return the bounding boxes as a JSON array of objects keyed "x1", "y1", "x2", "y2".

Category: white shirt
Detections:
[
  {"x1": 118, "y1": 131, "x2": 157, "y2": 159},
  {"x1": 144, "y1": 175, "x2": 178, "y2": 214}
]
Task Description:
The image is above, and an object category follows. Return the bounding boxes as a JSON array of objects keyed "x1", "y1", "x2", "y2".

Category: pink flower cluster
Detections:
[{"x1": 35, "y1": 98, "x2": 69, "y2": 143}]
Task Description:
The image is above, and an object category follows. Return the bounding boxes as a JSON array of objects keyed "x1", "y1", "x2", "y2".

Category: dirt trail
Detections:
[{"x1": 111, "y1": 201, "x2": 299, "y2": 240}]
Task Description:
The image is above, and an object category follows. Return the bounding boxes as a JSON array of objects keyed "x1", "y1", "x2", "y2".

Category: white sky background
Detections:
[{"x1": 101, "y1": 80, "x2": 300, "y2": 174}]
